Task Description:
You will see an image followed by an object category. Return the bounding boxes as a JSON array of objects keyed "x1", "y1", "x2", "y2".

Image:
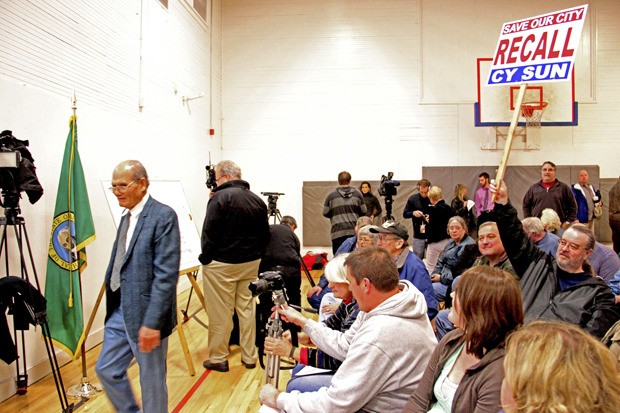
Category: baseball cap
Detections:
[{"x1": 370, "y1": 221, "x2": 409, "y2": 240}]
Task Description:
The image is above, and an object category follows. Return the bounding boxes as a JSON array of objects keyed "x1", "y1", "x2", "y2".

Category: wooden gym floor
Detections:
[{"x1": 0, "y1": 271, "x2": 321, "y2": 412}]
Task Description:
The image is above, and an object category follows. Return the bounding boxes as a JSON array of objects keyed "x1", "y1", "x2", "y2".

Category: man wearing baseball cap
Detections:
[{"x1": 371, "y1": 221, "x2": 438, "y2": 320}]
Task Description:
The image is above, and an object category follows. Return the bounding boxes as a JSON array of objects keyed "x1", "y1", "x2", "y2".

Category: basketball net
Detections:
[{"x1": 521, "y1": 101, "x2": 548, "y2": 129}]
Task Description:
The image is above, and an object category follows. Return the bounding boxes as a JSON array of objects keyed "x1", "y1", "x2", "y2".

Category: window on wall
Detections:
[
  {"x1": 158, "y1": 0, "x2": 168, "y2": 8},
  {"x1": 193, "y1": 0, "x2": 207, "y2": 20}
]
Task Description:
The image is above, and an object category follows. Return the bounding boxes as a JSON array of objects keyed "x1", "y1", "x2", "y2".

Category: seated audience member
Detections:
[
  {"x1": 321, "y1": 224, "x2": 378, "y2": 318},
  {"x1": 259, "y1": 246, "x2": 437, "y2": 413},
  {"x1": 540, "y1": 208, "x2": 564, "y2": 238},
  {"x1": 501, "y1": 320, "x2": 620, "y2": 413},
  {"x1": 490, "y1": 179, "x2": 620, "y2": 338},
  {"x1": 264, "y1": 254, "x2": 359, "y2": 393},
  {"x1": 586, "y1": 236, "x2": 620, "y2": 283},
  {"x1": 425, "y1": 186, "x2": 456, "y2": 274},
  {"x1": 521, "y1": 217, "x2": 560, "y2": 257},
  {"x1": 435, "y1": 221, "x2": 516, "y2": 340},
  {"x1": 611, "y1": 269, "x2": 620, "y2": 303},
  {"x1": 307, "y1": 217, "x2": 373, "y2": 310},
  {"x1": 430, "y1": 216, "x2": 476, "y2": 302},
  {"x1": 335, "y1": 215, "x2": 373, "y2": 255},
  {"x1": 404, "y1": 266, "x2": 524, "y2": 413},
  {"x1": 371, "y1": 221, "x2": 438, "y2": 320}
]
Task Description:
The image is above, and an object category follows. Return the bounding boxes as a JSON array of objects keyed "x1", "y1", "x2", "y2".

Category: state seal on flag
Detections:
[{"x1": 49, "y1": 212, "x2": 79, "y2": 271}]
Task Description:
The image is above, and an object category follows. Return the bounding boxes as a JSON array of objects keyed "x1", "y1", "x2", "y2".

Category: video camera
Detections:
[
  {"x1": 205, "y1": 164, "x2": 216, "y2": 189},
  {"x1": 249, "y1": 270, "x2": 285, "y2": 297},
  {"x1": 378, "y1": 172, "x2": 400, "y2": 197},
  {"x1": 0, "y1": 130, "x2": 44, "y2": 220}
]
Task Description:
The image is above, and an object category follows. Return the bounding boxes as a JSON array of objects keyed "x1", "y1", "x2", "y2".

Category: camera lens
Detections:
[{"x1": 248, "y1": 279, "x2": 269, "y2": 297}]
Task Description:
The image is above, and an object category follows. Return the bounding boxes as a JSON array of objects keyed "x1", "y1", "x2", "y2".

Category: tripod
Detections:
[
  {"x1": 267, "y1": 196, "x2": 282, "y2": 224},
  {"x1": 0, "y1": 193, "x2": 73, "y2": 412},
  {"x1": 382, "y1": 194, "x2": 395, "y2": 222}
]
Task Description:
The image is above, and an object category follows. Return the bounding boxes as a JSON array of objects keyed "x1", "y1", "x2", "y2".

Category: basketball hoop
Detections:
[{"x1": 521, "y1": 101, "x2": 548, "y2": 129}]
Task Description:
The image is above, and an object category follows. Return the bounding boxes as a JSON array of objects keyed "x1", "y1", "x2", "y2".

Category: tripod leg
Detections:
[{"x1": 40, "y1": 321, "x2": 73, "y2": 412}]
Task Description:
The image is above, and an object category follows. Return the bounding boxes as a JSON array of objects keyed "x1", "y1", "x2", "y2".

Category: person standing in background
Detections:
[
  {"x1": 403, "y1": 179, "x2": 432, "y2": 259},
  {"x1": 572, "y1": 169, "x2": 602, "y2": 229},
  {"x1": 360, "y1": 181, "x2": 382, "y2": 224},
  {"x1": 608, "y1": 176, "x2": 620, "y2": 253},
  {"x1": 425, "y1": 186, "x2": 455, "y2": 275},
  {"x1": 522, "y1": 161, "x2": 577, "y2": 227},
  {"x1": 323, "y1": 171, "x2": 366, "y2": 254},
  {"x1": 474, "y1": 172, "x2": 494, "y2": 217}
]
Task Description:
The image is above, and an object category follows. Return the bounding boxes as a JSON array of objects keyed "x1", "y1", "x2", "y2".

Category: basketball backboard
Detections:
[{"x1": 475, "y1": 57, "x2": 577, "y2": 127}]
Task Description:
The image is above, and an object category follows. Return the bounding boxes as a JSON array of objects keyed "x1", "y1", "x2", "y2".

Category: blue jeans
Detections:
[
  {"x1": 286, "y1": 363, "x2": 334, "y2": 393},
  {"x1": 96, "y1": 307, "x2": 169, "y2": 413},
  {"x1": 307, "y1": 286, "x2": 332, "y2": 310},
  {"x1": 435, "y1": 275, "x2": 462, "y2": 339},
  {"x1": 432, "y1": 282, "x2": 449, "y2": 302},
  {"x1": 435, "y1": 309, "x2": 454, "y2": 340}
]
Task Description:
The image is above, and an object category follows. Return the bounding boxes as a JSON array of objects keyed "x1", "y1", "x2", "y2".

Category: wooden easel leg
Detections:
[
  {"x1": 187, "y1": 270, "x2": 207, "y2": 314},
  {"x1": 177, "y1": 308, "x2": 196, "y2": 376}
]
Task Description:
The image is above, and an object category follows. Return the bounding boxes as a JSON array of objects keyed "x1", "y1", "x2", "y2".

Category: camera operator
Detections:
[
  {"x1": 256, "y1": 216, "x2": 302, "y2": 346},
  {"x1": 264, "y1": 253, "x2": 359, "y2": 393},
  {"x1": 199, "y1": 160, "x2": 270, "y2": 372}
]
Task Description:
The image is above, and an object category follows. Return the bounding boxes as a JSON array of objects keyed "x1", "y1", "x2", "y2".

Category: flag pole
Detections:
[{"x1": 66, "y1": 93, "x2": 102, "y2": 399}]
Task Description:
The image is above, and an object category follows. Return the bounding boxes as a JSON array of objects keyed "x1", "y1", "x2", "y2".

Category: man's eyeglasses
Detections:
[
  {"x1": 558, "y1": 238, "x2": 584, "y2": 252},
  {"x1": 108, "y1": 180, "x2": 138, "y2": 193},
  {"x1": 378, "y1": 235, "x2": 399, "y2": 242}
]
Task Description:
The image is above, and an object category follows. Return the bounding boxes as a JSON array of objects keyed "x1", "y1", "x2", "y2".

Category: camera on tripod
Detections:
[
  {"x1": 0, "y1": 130, "x2": 44, "y2": 222},
  {"x1": 261, "y1": 191, "x2": 285, "y2": 207},
  {"x1": 205, "y1": 164, "x2": 216, "y2": 189},
  {"x1": 249, "y1": 270, "x2": 286, "y2": 298},
  {"x1": 378, "y1": 172, "x2": 400, "y2": 197}
]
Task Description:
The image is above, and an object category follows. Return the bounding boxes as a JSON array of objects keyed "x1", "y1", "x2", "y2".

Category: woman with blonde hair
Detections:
[
  {"x1": 404, "y1": 265, "x2": 524, "y2": 413},
  {"x1": 540, "y1": 208, "x2": 564, "y2": 237},
  {"x1": 501, "y1": 320, "x2": 620, "y2": 413}
]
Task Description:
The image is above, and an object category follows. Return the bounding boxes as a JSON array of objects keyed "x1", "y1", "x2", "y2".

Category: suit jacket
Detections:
[{"x1": 104, "y1": 196, "x2": 181, "y2": 342}]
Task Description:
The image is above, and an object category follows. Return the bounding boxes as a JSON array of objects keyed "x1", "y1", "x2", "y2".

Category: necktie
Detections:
[
  {"x1": 110, "y1": 213, "x2": 130, "y2": 292},
  {"x1": 483, "y1": 188, "x2": 489, "y2": 212}
]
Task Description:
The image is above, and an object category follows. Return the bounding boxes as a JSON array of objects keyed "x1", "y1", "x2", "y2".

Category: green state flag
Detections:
[{"x1": 44, "y1": 115, "x2": 96, "y2": 358}]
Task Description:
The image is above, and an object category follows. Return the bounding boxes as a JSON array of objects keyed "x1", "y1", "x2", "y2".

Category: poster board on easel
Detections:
[{"x1": 101, "y1": 180, "x2": 202, "y2": 286}]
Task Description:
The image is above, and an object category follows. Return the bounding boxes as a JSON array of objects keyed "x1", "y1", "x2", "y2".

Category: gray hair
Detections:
[
  {"x1": 567, "y1": 223, "x2": 596, "y2": 251},
  {"x1": 522, "y1": 217, "x2": 545, "y2": 236},
  {"x1": 448, "y1": 215, "x2": 468, "y2": 232},
  {"x1": 358, "y1": 225, "x2": 379, "y2": 239},
  {"x1": 216, "y1": 160, "x2": 242, "y2": 179},
  {"x1": 115, "y1": 160, "x2": 149, "y2": 187},
  {"x1": 356, "y1": 216, "x2": 373, "y2": 229}
]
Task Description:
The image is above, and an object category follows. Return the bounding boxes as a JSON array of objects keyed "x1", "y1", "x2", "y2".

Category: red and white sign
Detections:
[{"x1": 487, "y1": 5, "x2": 588, "y2": 86}]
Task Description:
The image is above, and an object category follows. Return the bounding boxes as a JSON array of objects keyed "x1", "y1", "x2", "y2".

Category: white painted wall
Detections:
[{"x1": 0, "y1": 0, "x2": 222, "y2": 401}]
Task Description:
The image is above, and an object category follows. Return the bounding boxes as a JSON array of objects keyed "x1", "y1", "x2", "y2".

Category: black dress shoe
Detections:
[
  {"x1": 241, "y1": 361, "x2": 256, "y2": 369},
  {"x1": 203, "y1": 359, "x2": 229, "y2": 372}
]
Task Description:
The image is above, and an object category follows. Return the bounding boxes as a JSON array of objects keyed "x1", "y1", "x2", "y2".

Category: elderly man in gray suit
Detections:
[{"x1": 96, "y1": 160, "x2": 181, "y2": 413}]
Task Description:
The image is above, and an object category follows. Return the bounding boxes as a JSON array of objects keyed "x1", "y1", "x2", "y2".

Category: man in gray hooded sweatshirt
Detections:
[
  {"x1": 323, "y1": 171, "x2": 367, "y2": 254},
  {"x1": 259, "y1": 246, "x2": 437, "y2": 413}
]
